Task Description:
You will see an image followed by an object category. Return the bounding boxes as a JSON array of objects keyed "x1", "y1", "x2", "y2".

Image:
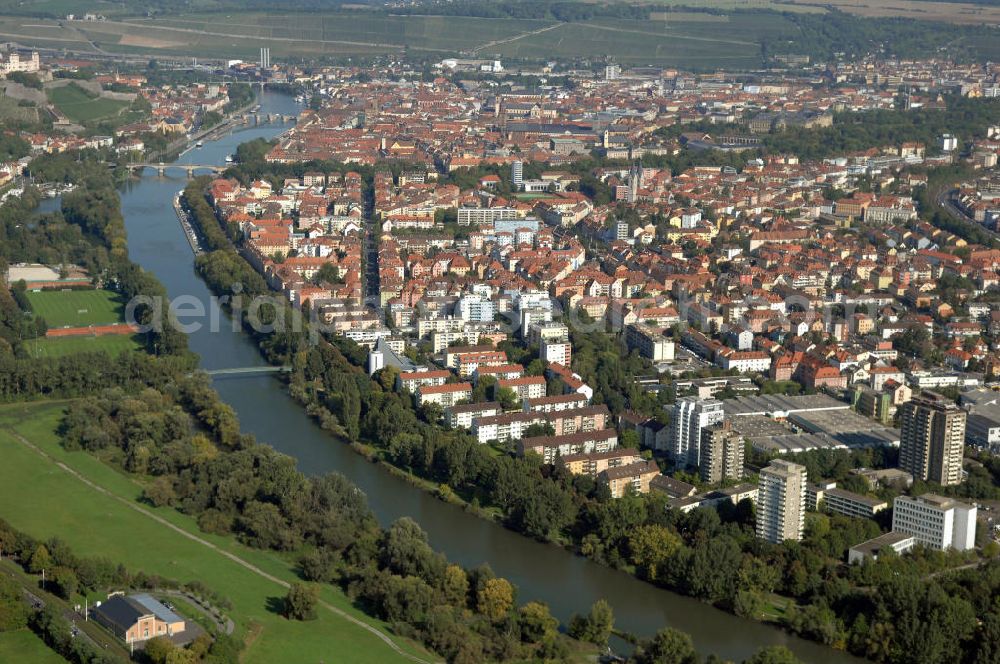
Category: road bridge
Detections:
[{"x1": 128, "y1": 163, "x2": 227, "y2": 177}]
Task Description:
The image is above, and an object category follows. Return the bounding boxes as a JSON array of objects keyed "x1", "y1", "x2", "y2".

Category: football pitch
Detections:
[{"x1": 24, "y1": 288, "x2": 125, "y2": 328}]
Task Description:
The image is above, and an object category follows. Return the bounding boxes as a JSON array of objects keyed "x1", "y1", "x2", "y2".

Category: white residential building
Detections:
[
  {"x1": 756, "y1": 460, "x2": 807, "y2": 543},
  {"x1": 417, "y1": 317, "x2": 466, "y2": 338},
  {"x1": 397, "y1": 369, "x2": 450, "y2": 393},
  {"x1": 417, "y1": 382, "x2": 472, "y2": 408},
  {"x1": 718, "y1": 351, "x2": 771, "y2": 373},
  {"x1": 669, "y1": 397, "x2": 724, "y2": 464},
  {"x1": 445, "y1": 402, "x2": 502, "y2": 430},
  {"x1": 540, "y1": 339, "x2": 572, "y2": 367},
  {"x1": 625, "y1": 324, "x2": 676, "y2": 362},
  {"x1": 457, "y1": 294, "x2": 496, "y2": 322},
  {"x1": 497, "y1": 376, "x2": 547, "y2": 401},
  {"x1": 511, "y1": 160, "x2": 523, "y2": 189},
  {"x1": 457, "y1": 206, "x2": 519, "y2": 225}
]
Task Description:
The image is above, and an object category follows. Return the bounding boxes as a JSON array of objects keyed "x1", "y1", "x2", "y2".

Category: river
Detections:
[{"x1": 116, "y1": 90, "x2": 864, "y2": 664}]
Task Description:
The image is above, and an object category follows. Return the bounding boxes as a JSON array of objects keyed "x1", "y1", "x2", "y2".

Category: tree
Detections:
[
  {"x1": 628, "y1": 524, "x2": 681, "y2": 581},
  {"x1": 284, "y1": 582, "x2": 318, "y2": 621},
  {"x1": 441, "y1": 564, "x2": 469, "y2": 607},
  {"x1": 144, "y1": 476, "x2": 177, "y2": 507},
  {"x1": 518, "y1": 601, "x2": 558, "y2": 643},
  {"x1": 28, "y1": 544, "x2": 51, "y2": 574},
  {"x1": 496, "y1": 386, "x2": 520, "y2": 411},
  {"x1": 568, "y1": 599, "x2": 614, "y2": 646},
  {"x1": 632, "y1": 627, "x2": 700, "y2": 664},
  {"x1": 165, "y1": 648, "x2": 197, "y2": 664},
  {"x1": 971, "y1": 611, "x2": 1000, "y2": 664},
  {"x1": 742, "y1": 646, "x2": 802, "y2": 664},
  {"x1": 48, "y1": 567, "x2": 78, "y2": 600},
  {"x1": 144, "y1": 636, "x2": 177, "y2": 664},
  {"x1": 314, "y1": 262, "x2": 344, "y2": 285},
  {"x1": 733, "y1": 589, "x2": 764, "y2": 619},
  {"x1": 476, "y1": 577, "x2": 514, "y2": 623},
  {"x1": 525, "y1": 359, "x2": 545, "y2": 376}
]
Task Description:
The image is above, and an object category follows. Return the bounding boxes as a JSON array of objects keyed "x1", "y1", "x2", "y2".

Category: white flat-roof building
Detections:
[
  {"x1": 848, "y1": 532, "x2": 916, "y2": 565},
  {"x1": 891, "y1": 494, "x2": 977, "y2": 551}
]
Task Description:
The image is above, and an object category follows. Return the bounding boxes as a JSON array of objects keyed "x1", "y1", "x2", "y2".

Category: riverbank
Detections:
[{"x1": 173, "y1": 192, "x2": 205, "y2": 255}]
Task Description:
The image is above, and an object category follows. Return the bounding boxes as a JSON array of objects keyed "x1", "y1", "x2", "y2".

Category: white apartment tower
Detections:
[
  {"x1": 669, "y1": 397, "x2": 724, "y2": 465},
  {"x1": 511, "y1": 160, "x2": 524, "y2": 190},
  {"x1": 756, "y1": 460, "x2": 807, "y2": 544}
]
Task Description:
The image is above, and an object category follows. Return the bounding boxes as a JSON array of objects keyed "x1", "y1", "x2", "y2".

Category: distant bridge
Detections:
[
  {"x1": 129, "y1": 163, "x2": 228, "y2": 177},
  {"x1": 203, "y1": 366, "x2": 291, "y2": 376}
]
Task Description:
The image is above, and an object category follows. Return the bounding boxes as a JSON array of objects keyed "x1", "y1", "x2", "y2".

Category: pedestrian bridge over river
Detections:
[{"x1": 203, "y1": 366, "x2": 292, "y2": 376}]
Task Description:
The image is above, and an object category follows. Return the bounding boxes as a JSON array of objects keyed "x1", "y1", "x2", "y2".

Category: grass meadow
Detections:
[
  {"x1": 0, "y1": 401, "x2": 429, "y2": 664},
  {"x1": 23, "y1": 334, "x2": 143, "y2": 358},
  {"x1": 0, "y1": 630, "x2": 68, "y2": 664},
  {"x1": 46, "y1": 84, "x2": 128, "y2": 124}
]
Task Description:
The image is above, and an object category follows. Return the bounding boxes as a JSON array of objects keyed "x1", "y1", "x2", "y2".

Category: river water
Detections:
[{"x1": 116, "y1": 90, "x2": 864, "y2": 664}]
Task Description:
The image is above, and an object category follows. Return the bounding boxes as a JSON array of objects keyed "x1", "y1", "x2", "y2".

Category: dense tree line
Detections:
[
  {"x1": 59, "y1": 386, "x2": 595, "y2": 663},
  {"x1": 182, "y1": 179, "x2": 239, "y2": 252},
  {"x1": 223, "y1": 83, "x2": 254, "y2": 114},
  {"x1": 184, "y1": 179, "x2": 315, "y2": 365},
  {"x1": 0, "y1": 337, "x2": 193, "y2": 402},
  {"x1": 393, "y1": 0, "x2": 651, "y2": 21},
  {"x1": 0, "y1": 133, "x2": 30, "y2": 161},
  {"x1": 761, "y1": 97, "x2": 1000, "y2": 162},
  {"x1": 769, "y1": 10, "x2": 1000, "y2": 64}
]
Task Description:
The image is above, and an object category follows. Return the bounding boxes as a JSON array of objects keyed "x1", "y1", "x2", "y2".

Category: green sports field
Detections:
[
  {"x1": 0, "y1": 630, "x2": 67, "y2": 664},
  {"x1": 24, "y1": 334, "x2": 143, "y2": 358},
  {"x1": 0, "y1": 402, "x2": 429, "y2": 664},
  {"x1": 24, "y1": 289, "x2": 125, "y2": 328}
]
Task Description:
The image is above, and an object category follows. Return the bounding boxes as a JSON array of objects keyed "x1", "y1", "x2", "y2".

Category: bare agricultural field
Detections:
[
  {"x1": 648, "y1": 12, "x2": 733, "y2": 21},
  {"x1": 784, "y1": 0, "x2": 1000, "y2": 25},
  {"x1": 118, "y1": 33, "x2": 185, "y2": 49},
  {"x1": 582, "y1": 0, "x2": 823, "y2": 12}
]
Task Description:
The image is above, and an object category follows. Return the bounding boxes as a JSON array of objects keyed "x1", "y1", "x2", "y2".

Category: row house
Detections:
[
  {"x1": 559, "y1": 447, "x2": 644, "y2": 478},
  {"x1": 397, "y1": 369, "x2": 450, "y2": 393},
  {"x1": 417, "y1": 382, "x2": 473, "y2": 408},
  {"x1": 517, "y1": 429, "x2": 620, "y2": 463}
]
